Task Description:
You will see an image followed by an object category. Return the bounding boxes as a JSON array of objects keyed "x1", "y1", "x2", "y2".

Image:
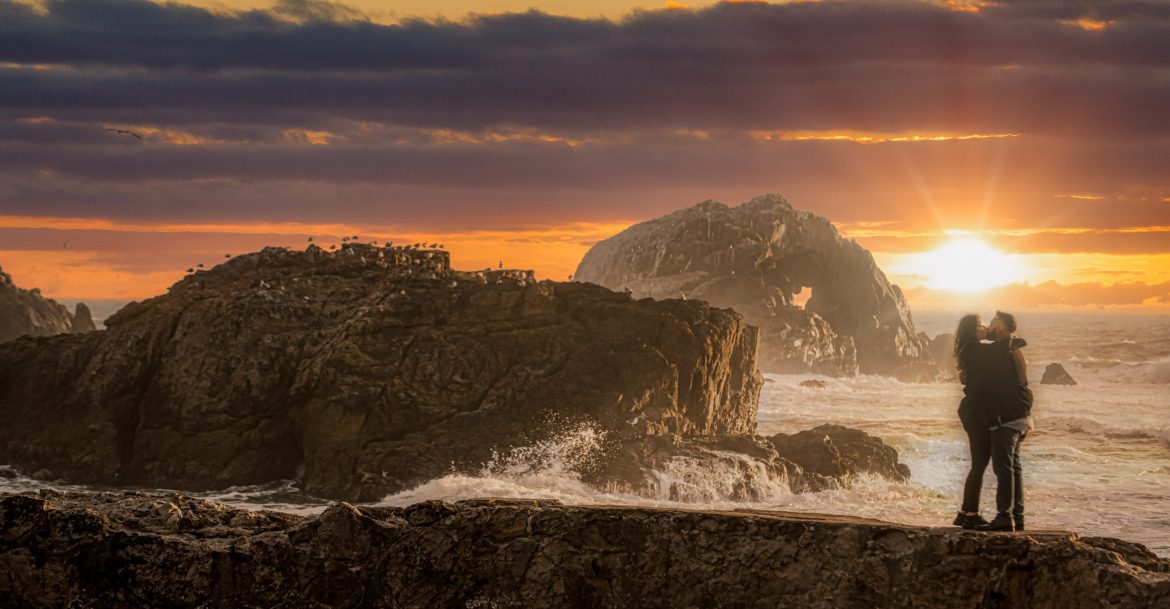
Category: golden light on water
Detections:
[{"x1": 898, "y1": 237, "x2": 1026, "y2": 293}]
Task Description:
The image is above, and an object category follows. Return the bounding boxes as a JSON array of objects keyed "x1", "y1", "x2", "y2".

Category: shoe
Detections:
[
  {"x1": 953, "y1": 512, "x2": 989, "y2": 529},
  {"x1": 1013, "y1": 516, "x2": 1025, "y2": 531},
  {"x1": 976, "y1": 514, "x2": 1015, "y2": 532}
]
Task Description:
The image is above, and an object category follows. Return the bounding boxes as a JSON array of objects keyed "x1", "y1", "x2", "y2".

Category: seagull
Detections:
[
  {"x1": 196, "y1": 263, "x2": 204, "y2": 268},
  {"x1": 307, "y1": 237, "x2": 313, "y2": 242},
  {"x1": 498, "y1": 260, "x2": 503, "y2": 269},
  {"x1": 225, "y1": 254, "x2": 231, "y2": 258},
  {"x1": 329, "y1": 244, "x2": 336, "y2": 250},
  {"x1": 105, "y1": 128, "x2": 143, "y2": 140}
]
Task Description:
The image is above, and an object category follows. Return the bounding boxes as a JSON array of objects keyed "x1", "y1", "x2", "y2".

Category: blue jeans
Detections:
[{"x1": 990, "y1": 427, "x2": 1024, "y2": 518}]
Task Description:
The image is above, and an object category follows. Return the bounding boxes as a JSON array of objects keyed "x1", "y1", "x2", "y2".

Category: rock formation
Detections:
[
  {"x1": 768, "y1": 425, "x2": 910, "y2": 483},
  {"x1": 574, "y1": 195, "x2": 936, "y2": 379},
  {"x1": 930, "y1": 332, "x2": 958, "y2": 380},
  {"x1": 2, "y1": 490, "x2": 1167, "y2": 609},
  {"x1": 1041, "y1": 363, "x2": 1078, "y2": 385},
  {"x1": 70, "y1": 302, "x2": 97, "y2": 333},
  {"x1": 0, "y1": 244, "x2": 765, "y2": 501},
  {"x1": 0, "y1": 264, "x2": 85, "y2": 343}
]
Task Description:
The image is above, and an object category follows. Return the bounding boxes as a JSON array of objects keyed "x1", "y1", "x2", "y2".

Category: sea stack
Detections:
[
  {"x1": 1041, "y1": 363, "x2": 1078, "y2": 385},
  {"x1": 574, "y1": 194, "x2": 937, "y2": 379}
]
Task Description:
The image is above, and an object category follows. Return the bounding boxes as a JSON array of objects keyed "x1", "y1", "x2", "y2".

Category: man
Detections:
[{"x1": 976, "y1": 310, "x2": 1033, "y2": 532}]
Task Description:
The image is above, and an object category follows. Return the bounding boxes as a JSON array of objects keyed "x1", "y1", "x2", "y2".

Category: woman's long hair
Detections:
[{"x1": 953, "y1": 314, "x2": 982, "y2": 374}]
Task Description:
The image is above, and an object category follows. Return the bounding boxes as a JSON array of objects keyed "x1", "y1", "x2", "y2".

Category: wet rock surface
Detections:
[
  {"x1": 0, "y1": 245, "x2": 762, "y2": 502},
  {"x1": 1041, "y1": 362, "x2": 1078, "y2": 385},
  {"x1": 768, "y1": 424, "x2": 911, "y2": 483},
  {"x1": 2, "y1": 490, "x2": 1167, "y2": 609},
  {"x1": 574, "y1": 195, "x2": 936, "y2": 378},
  {"x1": 0, "y1": 264, "x2": 93, "y2": 343}
]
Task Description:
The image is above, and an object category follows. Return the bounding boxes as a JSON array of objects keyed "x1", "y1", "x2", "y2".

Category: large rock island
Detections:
[
  {"x1": 575, "y1": 195, "x2": 938, "y2": 379},
  {"x1": 1, "y1": 490, "x2": 1166, "y2": 609},
  {"x1": 0, "y1": 244, "x2": 772, "y2": 501}
]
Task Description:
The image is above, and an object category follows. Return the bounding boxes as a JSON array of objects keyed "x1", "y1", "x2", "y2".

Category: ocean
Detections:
[{"x1": 4, "y1": 312, "x2": 1168, "y2": 555}]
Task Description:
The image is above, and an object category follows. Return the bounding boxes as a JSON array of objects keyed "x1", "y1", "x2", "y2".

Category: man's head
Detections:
[{"x1": 988, "y1": 310, "x2": 1017, "y2": 340}]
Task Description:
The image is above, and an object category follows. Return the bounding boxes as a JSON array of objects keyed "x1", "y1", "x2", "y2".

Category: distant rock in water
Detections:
[
  {"x1": 4, "y1": 490, "x2": 1167, "y2": 609},
  {"x1": 0, "y1": 244, "x2": 763, "y2": 501},
  {"x1": 0, "y1": 264, "x2": 80, "y2": 343},
  {"x1": 70, "y1": 302, "x2": 97, "y2": 333},
  {"x1": 799, "y1": 379, "x2": 828, "y2": 389},
  {"x1": 1041, "y1": 363, "x2": 1078, "y2": 385},
  {"x1": 929, "y1": 333, "x2": 958, "y2": 380},
  {"x1": 574, "y1": 194, "x2": 936, "y2": 379}
]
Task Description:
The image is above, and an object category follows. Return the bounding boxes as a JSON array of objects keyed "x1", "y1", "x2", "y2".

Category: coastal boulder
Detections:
[
  {"x1": 1041, "y1": 363, "x2": 1078, "y2": 385},
  {"x1": 768, "y1": 424, "x2": 911, "y2": 482},
  {"x1": 574, "y1": 194, "x2": 937, "y2": 379},
  {"x1": 2, "y1": 490, "x2": 1167, "y2": 609},
  {"x1": 0, "y1": 245, "x2": 761, "y2": 501}
]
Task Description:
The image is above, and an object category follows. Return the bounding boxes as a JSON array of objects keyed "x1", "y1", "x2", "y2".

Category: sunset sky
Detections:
[{"x1": 1, "y1": 0, "x2": 1168, "y2": 313}]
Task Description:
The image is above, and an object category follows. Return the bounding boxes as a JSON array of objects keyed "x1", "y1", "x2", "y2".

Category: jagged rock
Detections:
[
  {"x1": 574, "y1": 194, "x2": 936, "y2": 378},
  {"x1": 0, "y1": 264, "x2": 75, "y2": 343},
  {"x1": 587, "y1": 434, "x2": 838, "y2": 500},
  {"x1": 930, "y1": 332, "x2": 958, "y2": 380},
  {"x1": 759, "y1": 305, "x2": 857, "y2": 376},
  {"x1": 799, "y1": 379, "x2": 828, "y2": 389},
  {"x1": 0, "y1": 244, "x2": 761, "y2": 501},
  {"x1": 2, "y1": 490, "x2": 1166, "y2": 609},
  {"x1": 70, "y1": 302, "x2": 96, "y2": 333},
  {"x1": 768, "y1": 424, "x2": 911, "y2": 482},
  {"x1": 1041, "y1": 363, "x2": 1078, "y2": 385}
]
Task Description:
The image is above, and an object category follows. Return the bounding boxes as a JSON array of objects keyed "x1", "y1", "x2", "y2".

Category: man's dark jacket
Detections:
[{"x1": 958, "y1": 337, "x2": 1033, "y2": 430}]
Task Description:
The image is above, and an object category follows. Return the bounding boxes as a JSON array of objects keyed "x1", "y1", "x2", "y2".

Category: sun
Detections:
[{"x1": 903, "y1": 238, "x2": 1024, "y2": 293}]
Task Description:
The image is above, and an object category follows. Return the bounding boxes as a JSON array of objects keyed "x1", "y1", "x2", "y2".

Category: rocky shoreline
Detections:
[{"x1": 2, "y1": 489, "x2": 1167, "y2": 609}]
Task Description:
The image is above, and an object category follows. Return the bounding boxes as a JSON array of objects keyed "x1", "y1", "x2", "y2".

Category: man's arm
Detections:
[{"x1": 1010, "y1": 344, "x2": 1028, "y2": 386}]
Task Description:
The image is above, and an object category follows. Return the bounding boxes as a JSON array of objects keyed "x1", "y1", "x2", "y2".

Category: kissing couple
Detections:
[{"x1": 952, "y1": 311, "x2": 1034, "y2": 532}]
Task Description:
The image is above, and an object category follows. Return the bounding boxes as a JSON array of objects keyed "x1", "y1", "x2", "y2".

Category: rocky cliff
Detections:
[
  {"x1": 2, "y1": 490, "x2": 1166, "y2": 609},
  {"x1": 0, "y1": 244, "x2": 768, "y2": 501},
  {"x1": 574, "y1": 195, "x2": 937, "y2": 379},
  {"x1": 0, "y1": 264, "x2": 95, "y2": 343}
]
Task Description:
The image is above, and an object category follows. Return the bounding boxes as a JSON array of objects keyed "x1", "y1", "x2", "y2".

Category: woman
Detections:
[{"x1": 952, "y1": 314, "x2": 993, "y2": 529}]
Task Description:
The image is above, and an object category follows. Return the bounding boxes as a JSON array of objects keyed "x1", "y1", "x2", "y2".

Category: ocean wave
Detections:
[
  {"x1": 1042, "y1": 416, "x2": 1170, "y2": 447},
  {"x1": 1153, "y1": 359, "x2": 1170, "y2": 384}
]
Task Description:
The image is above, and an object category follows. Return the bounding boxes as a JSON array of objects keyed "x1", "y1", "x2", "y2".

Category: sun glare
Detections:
[{"x1": 905, "y1": 238, "x2": 1023, "y2": 293}]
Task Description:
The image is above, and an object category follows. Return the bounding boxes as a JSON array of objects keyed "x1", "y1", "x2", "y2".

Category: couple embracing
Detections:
[{"x1": 952, "y1": 311, "x2": 1034, "y2": 532}]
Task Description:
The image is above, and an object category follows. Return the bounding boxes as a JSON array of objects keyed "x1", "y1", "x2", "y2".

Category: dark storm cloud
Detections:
[{"x1": 0, "y1": 0, "x2": 1168, "y2": 136}]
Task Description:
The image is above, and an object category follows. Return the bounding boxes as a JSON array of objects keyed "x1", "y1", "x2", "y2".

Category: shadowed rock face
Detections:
[
  {"x1": 70, "y1": 302, "x2": 96, "y2": 334},
  {"x1": 574, "y1": 194, "x2": 936, "y2": 378},
  {"x1": 1041, "y1": 362, "x2": 1078, "y2": 385},
  {"x1": 0, "y1": 245, "x2": 762, "y2": 501},
  {"x1": 2, "y1": 491, "x2": 1167, "y2": 609},
  {"x1": 0, "y1": 264, "x2": 79, "y2": 343}
]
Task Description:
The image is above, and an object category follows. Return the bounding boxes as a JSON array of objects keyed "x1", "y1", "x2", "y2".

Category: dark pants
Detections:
[
  {"x1": 990, "y1": 427, "x2": 1025, "y2": 518},
  {"x1": 961, "y1": 425, "x2": 992, "y2": 513}
]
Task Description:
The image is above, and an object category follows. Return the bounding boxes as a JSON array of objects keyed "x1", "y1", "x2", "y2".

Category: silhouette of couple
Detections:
[{"x1": 953, "y1": 311, "x2": 1034, "y2": 532}]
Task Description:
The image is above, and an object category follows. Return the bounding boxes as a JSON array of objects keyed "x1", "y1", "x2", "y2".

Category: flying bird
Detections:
[{"x1": 105, "y1": 128, "x2": 143, "y2": 140}]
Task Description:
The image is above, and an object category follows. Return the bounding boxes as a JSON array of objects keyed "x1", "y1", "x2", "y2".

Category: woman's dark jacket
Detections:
[{"x1": 957, "y1": 337, "x2": 1033, "y2": 430}]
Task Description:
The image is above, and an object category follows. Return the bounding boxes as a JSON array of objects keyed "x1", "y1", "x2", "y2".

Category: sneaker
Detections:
[
  {"x1": 976, "y1": 514, "x2": 1015, "y2": 532},
  {"x1": 953, "y1": 512, "x2": 989, "y2": 529}
]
